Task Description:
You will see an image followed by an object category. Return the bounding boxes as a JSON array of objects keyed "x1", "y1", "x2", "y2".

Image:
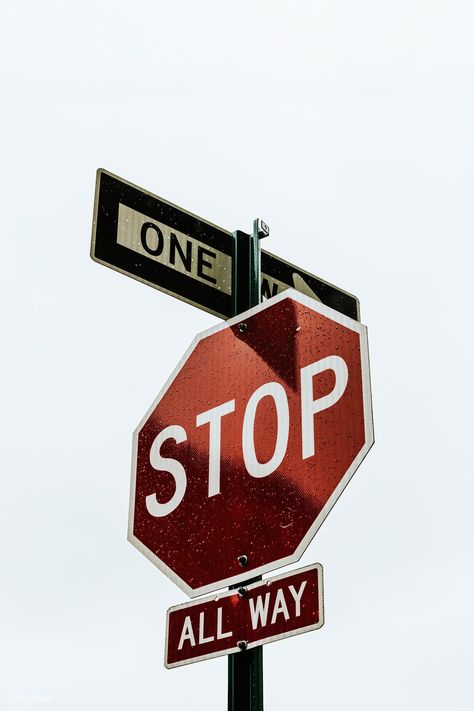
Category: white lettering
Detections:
[
  {"x1": 196, "y1": 400, "x2": 235, "y2": 496},
  {"x1": 146, "y1": 425, "x2": 187, "y2": 517},
  {"x1": 271, "y1": 588, "x2": 290, "y2": 624},
  {"x1": 178, "y1": 616, "x2": 196, "y2": 650},
  {"x1": 249, "y1": 593, "x2": 271, "y2": 630},
  {"x1": 198, "y1": 611, "x2": 215, "y2": 644},
  {"x1": 301, "y1": 356, "x2": 348, "y2": 460},
  {"x1": 242, "y1": 382, "x2": 289, "y2": 478},
  {"x1": 288, "y1": 580, "x2": 307, "y2": 617},
  {"x1": 216, "y1": 607, "x2": 232, "y2": 640},
  {"x1": 145, "y1": 354, "x2": 349, "y2": 518}
]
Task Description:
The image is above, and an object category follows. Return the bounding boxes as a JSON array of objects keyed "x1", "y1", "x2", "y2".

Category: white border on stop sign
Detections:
[{"x1": 128, "y1": 288, "x2": 374, "y2": 599}]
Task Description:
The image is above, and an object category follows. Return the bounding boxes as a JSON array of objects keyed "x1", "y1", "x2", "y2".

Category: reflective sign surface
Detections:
[
  {"x1": 91, "y1": 170, "x2": 359, "y2": 319},
  {"x1": 165, "y1": 564, "x2": 323, "y2": 668},
  {"x1": 128, "y1": 290, "x2": 373, "y2": 597}
]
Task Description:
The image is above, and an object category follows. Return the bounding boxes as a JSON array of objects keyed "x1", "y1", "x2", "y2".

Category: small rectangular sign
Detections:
[
  {"x1": 91, "y1": 170, "x2": 359, "y2": 320},
  {"x1": 165, "y1": 564, "x2": 324, "y2": 668}
]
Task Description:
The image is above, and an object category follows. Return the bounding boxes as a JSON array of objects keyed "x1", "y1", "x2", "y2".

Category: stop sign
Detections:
[{"x1": 128, "y1": 290, "x2": 373, "y2": 597}]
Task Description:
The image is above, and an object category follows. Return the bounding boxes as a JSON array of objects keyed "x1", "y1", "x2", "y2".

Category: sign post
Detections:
[
  {"x1": 228, "y1": 219, "x2": 267, "y2": 710},
  {"x1": 97, "y1": 171, "x2": 375, "y2": 709}
]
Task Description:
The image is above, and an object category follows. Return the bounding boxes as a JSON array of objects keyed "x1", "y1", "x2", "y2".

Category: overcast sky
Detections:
[{"x1": 1, "y1": 1, "x2": 473, "y2": 709}]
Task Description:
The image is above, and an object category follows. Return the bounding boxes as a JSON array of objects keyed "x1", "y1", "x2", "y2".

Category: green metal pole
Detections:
[{"x1": 228, "y1": 219, "x2": 268, "y2": 711}]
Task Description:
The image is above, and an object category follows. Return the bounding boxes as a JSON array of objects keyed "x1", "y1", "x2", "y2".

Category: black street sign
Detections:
[
  {"x1": 260, "y1": 251, "x2": 359, "y2": 321},
  {"x1": 91, "y1": 170, "x2": 359, "y2": 321},
  {"x1": 91, "y1": 169, "x2": 233, "y2": 318}
]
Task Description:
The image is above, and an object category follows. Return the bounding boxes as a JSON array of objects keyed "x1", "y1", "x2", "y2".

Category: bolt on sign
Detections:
[
  {"x1": 165, "y1": 564, "x2": 323, "y2": 668},
  {"x1": 91, "y1": 169, "x2": 359, "y2": 320},
  {"x1": 128, "y1": 290, "x2": 374, "y2": 597}
]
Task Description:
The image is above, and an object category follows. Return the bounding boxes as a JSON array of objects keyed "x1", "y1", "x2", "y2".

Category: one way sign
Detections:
[{"x1": 91, "y1": 170, "x2": 359, "y2": 320}]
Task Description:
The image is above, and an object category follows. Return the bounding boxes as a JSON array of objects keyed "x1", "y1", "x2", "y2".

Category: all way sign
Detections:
[
  {"x1": 91, "y1": 169, "x2": 359, "y2": 320},
  {"x1": 165, "y1": 565, "x2": 323, "y2": 668}
]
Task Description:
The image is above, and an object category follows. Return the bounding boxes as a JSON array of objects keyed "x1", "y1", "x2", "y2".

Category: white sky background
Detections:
[{"x1": 1, "y1": 1, "x2": 473, "y2": 709}]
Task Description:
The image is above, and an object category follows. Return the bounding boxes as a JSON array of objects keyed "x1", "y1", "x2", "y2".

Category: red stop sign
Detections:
[{"x1": 128, "y1": 290, "x2": 373, "y2": 597}]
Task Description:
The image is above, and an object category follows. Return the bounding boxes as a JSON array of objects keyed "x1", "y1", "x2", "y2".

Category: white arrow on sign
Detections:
[{"x1": 291, "y1": 273, "x2": 322, "y2": 302}]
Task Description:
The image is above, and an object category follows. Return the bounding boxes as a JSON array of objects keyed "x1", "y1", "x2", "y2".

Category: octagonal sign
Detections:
[{"x1": 128, "y1": 289, "x2": 373, "y2": 597}]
